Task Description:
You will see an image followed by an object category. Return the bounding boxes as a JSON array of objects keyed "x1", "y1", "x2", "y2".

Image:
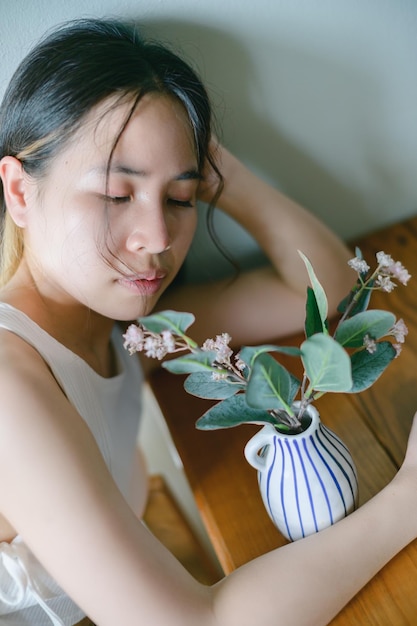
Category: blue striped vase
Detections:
[{"x1": 244, "y1": 404, "x2": 359, "y2": 542}]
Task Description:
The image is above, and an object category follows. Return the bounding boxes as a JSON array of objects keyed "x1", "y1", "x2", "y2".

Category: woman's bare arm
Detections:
[
  {"x1": 0, "y1": 337, "x2": 214, "y2": 626},
  {"x1": 213, "y1": 416, "x2": 417, "y2": 625},
  {"x1": 1, "y1": 335, "x2": 417, "y2": 626}
]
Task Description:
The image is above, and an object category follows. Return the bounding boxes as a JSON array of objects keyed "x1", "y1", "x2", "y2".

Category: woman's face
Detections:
[{"x1": 21, "y1": 94, "x2": 200, "y2": 320}]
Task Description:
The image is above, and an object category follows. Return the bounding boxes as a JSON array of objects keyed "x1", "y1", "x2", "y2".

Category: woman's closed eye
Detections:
[
  {"x1": 168, "y1": 198, "x2": 194, "y2": 208},
  {"x1": 104, "y1": 195, "x2": 131, "y2": 205},
  {"x1": 99, "y1": 194, "x2": 194, "y2": 208}
]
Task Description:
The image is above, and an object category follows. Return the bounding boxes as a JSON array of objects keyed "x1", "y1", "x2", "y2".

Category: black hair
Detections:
[
  {"x1": 0, "y1": 17, "x2": 224, "y2": 283},
  {"x1": 0, "y1": 17, "x2": 215, "y2": 173}
]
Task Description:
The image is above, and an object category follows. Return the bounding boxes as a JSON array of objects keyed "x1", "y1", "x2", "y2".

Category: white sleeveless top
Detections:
[{"x1": 0, "y1": 303, "x2": 143, "y2": 625}]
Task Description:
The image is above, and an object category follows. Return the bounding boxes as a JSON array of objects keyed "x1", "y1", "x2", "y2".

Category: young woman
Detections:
[{"x1": 0, "y1": 16, "x2": 415, "y2": 626}]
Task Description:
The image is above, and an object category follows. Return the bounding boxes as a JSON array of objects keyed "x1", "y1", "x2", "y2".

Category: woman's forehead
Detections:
[
  {"x1": 74, "y1": 93, "x2": 196, "y2": 158},
  {"x1": 53, "y1": 93, "x2": 198, "y2": 179}
]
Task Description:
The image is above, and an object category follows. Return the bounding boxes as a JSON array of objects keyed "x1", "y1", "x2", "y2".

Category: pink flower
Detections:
[
  {"x1": 161, "y1": 330, "x2": 176, "y2": 353},
  {"x1": 387, "y1": 261, "x2": 411, "y2": 286},
  {"x1": 375, "y1": 275, "x2": 396, "y2": 293},
  {"x1": 203, "y1": 333, "x2": 233, "y2": 365},
  {"x1": 363, "y1": 334, "x2": 377, "y2": 354},
  {"x1": 393, "y1": 343, "x2": 403, "y2": 357},
  {"x1": 123, "y1": 324, "x2": 145, "y2": 354},
  {"x1": 376, "y1": 251, "x2": 393, "y2": 268},
  {"x1": 391, "y1": 319, "x2": 408, "y2": 343},
  {"x1": 375, "y1": 251, "x2": 411, "y2": 285},
  {"x1": 348, "y1": 257, "x2": 370, "y2": 274}
]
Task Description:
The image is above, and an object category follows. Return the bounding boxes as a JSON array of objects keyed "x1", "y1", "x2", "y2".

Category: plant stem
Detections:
[{"x1": 271, "y1": 409, "x2": 302, "y2": 430}]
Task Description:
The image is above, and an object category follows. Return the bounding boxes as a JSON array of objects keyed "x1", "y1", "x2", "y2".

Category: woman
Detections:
[{"x1": 0, "y1": 16, "x2": 415, "y2": 626}]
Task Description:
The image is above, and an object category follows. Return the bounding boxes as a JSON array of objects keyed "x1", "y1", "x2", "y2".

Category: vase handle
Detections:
[{"x1": 244, "y1": 427, "x2": 272, "y2": 472}]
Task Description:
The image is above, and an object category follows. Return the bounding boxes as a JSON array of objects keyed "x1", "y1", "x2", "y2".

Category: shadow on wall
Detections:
[{"x1": 136, "y1": 18, "x2": 398, "y2": 281}]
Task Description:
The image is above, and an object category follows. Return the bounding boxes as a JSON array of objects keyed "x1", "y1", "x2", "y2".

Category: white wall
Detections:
[{"x1": 1, "y1": 0, "x2": 416, "y2": 257}]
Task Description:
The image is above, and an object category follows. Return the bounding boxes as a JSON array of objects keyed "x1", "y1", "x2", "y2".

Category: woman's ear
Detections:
[{"x1": 0, "y1": 156, "x2": 31, "y2": 227}]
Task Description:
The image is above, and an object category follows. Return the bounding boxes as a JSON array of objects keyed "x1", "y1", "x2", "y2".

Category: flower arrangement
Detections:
[{"x1": 124, "y1": 249, "x2": 410, "y2": 434}]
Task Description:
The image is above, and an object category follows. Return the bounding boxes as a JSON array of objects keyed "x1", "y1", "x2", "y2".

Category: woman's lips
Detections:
[{"x1": 119, "y1": 274, "x2": 166, "y2": 296}]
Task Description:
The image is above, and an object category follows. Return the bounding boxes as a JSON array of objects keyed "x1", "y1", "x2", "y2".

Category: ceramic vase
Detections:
[{"x1": 244, "y1": 404, "x2": 359, "y2": 541}]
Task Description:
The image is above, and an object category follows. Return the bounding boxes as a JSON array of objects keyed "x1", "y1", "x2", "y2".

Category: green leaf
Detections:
[
  {"x1": 184, "y1": 371, "x2": 244, "y2": 399},
  {"x1": 246, "y1": 353, "x2": 300, "y2": 412},
  {"x1": 162, "y1": 350, "x2": 217, "y2": 374},
  {"x1": 337, "y1": 279, "x2": 375, "y2": 317},
  {"x1": 239, "y1": 344, "x2": 301, "y2": 368},
  {"x1": 298, "y1": 251, "x2": 328, "y2": 328},
  {"x1": 288, "y1": 372, "x2": 302, "y2": 403},
  {"x1": 305, "y1": 286, "x2": 327, "y2": 337},
  {"x1": 334, "y1": 310, "x2": 396, "y2": 347},
  {"x1": 196, "y1": 394, "x2": 277, "y2": 430},
  {"x1": 139, "y1": 310, "x2": 195, "y2": 335},
  {"x1": 350, "y1": 341, "x2": 396, "y2": 392},
  {"x1": 301, "y1": 334, "x2": 352, "y2": 395}
]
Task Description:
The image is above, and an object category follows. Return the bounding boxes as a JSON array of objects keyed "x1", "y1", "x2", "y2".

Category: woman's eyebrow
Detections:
[
  {"x1": 108, "y1": 164, "x2": 202, "y2": 181},
  {"x1": 176, "y1": 169, "x2": 202, "y2": 182}
]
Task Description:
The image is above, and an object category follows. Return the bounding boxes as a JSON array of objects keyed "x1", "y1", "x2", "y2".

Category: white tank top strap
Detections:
[{"x1": 0, "y1": 303, "x2": 114, "y2": 467}]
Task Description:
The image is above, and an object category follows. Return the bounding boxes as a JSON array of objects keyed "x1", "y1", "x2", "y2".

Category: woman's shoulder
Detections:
[
  {"x1": 0, "y1": 303, "x2": 58, "y2": 365},
  {"x1": 0, "y1": 314, "x2": 109, "y2": 495},
  {"x1": 0, "y1": 302, "x2": 54, "y2": 376},
  {"x1": 0, "y1": 321, "x2": 51, "y2": 384},
  {"x1": 0, "y1": 326, "x2": 68, "y2": 435},
  {"x1": 0, "y1": 306, "x2": 80, "y2": 442}
]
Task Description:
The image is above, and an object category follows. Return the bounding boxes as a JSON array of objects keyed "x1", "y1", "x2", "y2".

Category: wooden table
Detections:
[{"x1": 149, "y1": 215, "x2": 417, "y2": 624}]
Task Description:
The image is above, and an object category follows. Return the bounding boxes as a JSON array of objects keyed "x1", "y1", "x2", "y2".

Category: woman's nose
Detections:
[{"x1": 125, "y1": 207, "x2": 171, "y2": 255}]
